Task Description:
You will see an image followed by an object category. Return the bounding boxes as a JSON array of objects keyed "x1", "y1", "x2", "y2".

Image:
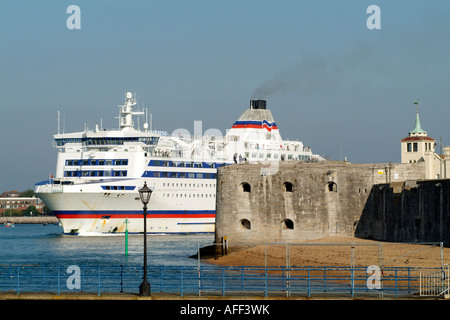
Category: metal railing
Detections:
[
  {"x1": 420, "y1": 265, "x2": 449, "y2": 297},
  {"x1": 35, "y1": 184, "x2": 63, "y2": 194},
  {"x1": 0, "y1": 264, "x2": 445, "y2": 298}
]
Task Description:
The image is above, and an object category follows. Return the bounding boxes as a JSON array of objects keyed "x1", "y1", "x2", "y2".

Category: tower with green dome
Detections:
[{"x1": 400, "y1": 101, "x2": 438, "y2": 178}]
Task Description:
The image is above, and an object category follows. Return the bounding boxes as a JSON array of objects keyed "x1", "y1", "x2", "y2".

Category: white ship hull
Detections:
[
  {"x1": 36, "y1": 178, "x2": 216, "y2": 234},
  {"x1": 35, "y1": 93, "x2": 323, "y2": 235}
]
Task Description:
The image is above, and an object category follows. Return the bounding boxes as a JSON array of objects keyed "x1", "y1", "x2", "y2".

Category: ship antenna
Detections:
[{"x1": 57, "y1": 110, "x2": 61, "y2": 134}]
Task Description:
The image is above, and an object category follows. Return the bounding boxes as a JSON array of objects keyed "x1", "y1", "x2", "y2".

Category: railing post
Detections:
[
  {"x1": 446, "y1": 265, "x2": 449, "y2": 295},
  {"x1": 222, "y1": 268, "x2": 225, "y2": 297},
  {"x1": 120, "y1": 265, "x2": 124, "y2": 293},
  {"x1": 160, "y1": 266, "x2": 164, "y2": 293},
  {"x1": 419, "y1": 269, "x2": 423, "y2": 295},
  {"x1": 394, "y1": 269, "x2": 398, "y2": 298},
  {"x1": 41, "y1": 267, "x2": 45, "y2": 292},
  {"x1": 351, "y1": 267, "x2": 354, "y2": 298},
  {"x1": 17, "y1": 266, "x2": 20, "y2": 295},
  {"x1": 8, "y1": 265, "x2": 12, "y2": 292},
  {"x1": 307, "y1": 269, "x2": 311, "y2": 298},
  {"x1": 198, "y1": 266, "x2": 203, "y2": 297},
  {"x1": 408, "y1": 267, "x2": 411, "y2": 294},
  {"x1": 285, "y1": 266, "x2": 289, "y2": 297},
  {"x1": 264, "y1": 268, "x2": 268, "y2": 297},
  {"x1": 180, "y1": 266, "x2": 184, "y2": 297},
  {"x1": 241, "y1": 266, "x2": 244, "y2": 291},
  {"x1": 98, "y1": 266, "x2": 101, "y2": 296},
  {"x1": 57, "y1": 267, "x2": 60, "y2": 295}
]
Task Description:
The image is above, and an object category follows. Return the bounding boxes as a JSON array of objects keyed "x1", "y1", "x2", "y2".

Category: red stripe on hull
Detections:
[
  {"x1": 57, "y1": 214, "x2": 215, "y2": 219},
  {"x1": 232, "y1": 124, "x2": 278, "y2": 130}
]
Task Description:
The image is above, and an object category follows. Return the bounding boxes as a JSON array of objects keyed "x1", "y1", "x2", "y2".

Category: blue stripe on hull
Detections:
[{"x1": 54, "y1": 210, "x2": 215, "y2": 219}]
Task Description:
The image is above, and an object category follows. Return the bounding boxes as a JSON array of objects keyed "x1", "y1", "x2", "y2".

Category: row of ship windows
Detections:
[
  {"x1": 63, "y1": 170, "x2": 217, "y2": 179},
  {"x1": 162, "y1": 182, "x2": 216, "y2": 188},
  {"x1": 64, "y1": 159, "x2": 227, "y2": 168},
  {"x1": 101, "y1": 186, "x2": 135, "y2": 190},
  {"x1": 149, "y1": 160, "x2": 227, "y2": 168},
  {"x1": 161, "y1": 193, "x2": 215, "y2": 198},
  {"x1": 142, "y1": 171, "x2": 217, "y2": 179},
  {"x1": 64, "y1": 170, "x2": 127, "y2": 177},
  {"x1": 56, "y1": 137, "x2": 159, "y2": 147},
  {"x1": 66, "y1": 159, "x2": 128, "y2": 166},
  {"x1": 64, "y1": 159, "x2": 229, "y2": 169}
]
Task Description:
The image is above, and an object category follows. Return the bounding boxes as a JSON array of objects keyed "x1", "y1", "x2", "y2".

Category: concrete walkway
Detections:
[{"x1": 0, "y1": 291, "x2": 442, "y2": 300}]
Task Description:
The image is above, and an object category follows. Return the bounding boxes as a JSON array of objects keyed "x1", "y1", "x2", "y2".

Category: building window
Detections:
[
  {"x1": 407, "y1": 143, "x2": 412, "y2": 152},
  {"x1": 240, "y1": 219, "x2": 251, "y2": 230},
  {"x1": 242, "y1": 182, "x2": 251, "y2": 193},
  {"x1": 413, "y1": 143, "x2": 418, "y2": 152},
  {"x1": 284, "y1": 182, "x2": 293, "y2": 193},
  {"x1": 328, "y1": 182, "x2": 337, "y2": 192},
  {"x1": 282, "y1": 219, "x2": 294, "y2": 230}
]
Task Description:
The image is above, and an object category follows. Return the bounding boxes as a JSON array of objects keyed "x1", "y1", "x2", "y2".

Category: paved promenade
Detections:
[{"x1": 0, "y1": 291, "x2": 442, "y2": 300}]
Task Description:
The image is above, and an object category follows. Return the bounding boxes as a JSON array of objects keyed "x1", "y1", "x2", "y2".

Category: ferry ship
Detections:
[{"x1": 35, "y1": 92, "x2": 323, "y2": 235}]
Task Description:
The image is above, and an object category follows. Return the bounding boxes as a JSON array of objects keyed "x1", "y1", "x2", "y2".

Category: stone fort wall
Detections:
[
  {"x1": 358, "y1": 178, "x2": 450, "y2": 243},
  {"x1": 214, "y1": 161, "x2": 450, "y2": 245}
]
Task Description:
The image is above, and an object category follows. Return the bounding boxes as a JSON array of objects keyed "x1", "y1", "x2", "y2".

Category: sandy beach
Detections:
[{"x1": 205, "y1": 236, "x2": 449, "y2": 270}]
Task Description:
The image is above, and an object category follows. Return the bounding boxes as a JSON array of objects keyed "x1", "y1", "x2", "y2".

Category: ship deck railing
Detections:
[
  {"x1": 34, "y1": 184, "x2": 63, "y2": 194},
  {"x1": 0, "y1": 264, "x2": 447, "y2": 298}
]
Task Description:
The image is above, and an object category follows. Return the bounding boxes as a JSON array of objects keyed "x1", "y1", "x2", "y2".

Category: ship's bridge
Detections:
[
  {"x1": 54, "y1": 131, "x2": 160, "y2": 148},
  {"x1": 53, "y1": 91, "x2": 162, "y2": 151}
]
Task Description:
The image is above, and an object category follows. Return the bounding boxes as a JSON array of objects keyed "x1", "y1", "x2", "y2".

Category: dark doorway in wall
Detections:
[
  {"x1": 284, "y1": 182, "x2": 293, "y2": 192},
  {"x1": 328, "y1": 182, "x2": 337, "y2": 192},
  {"x1": 242, "y1": 182, "x2": 251, "y2": 193},
  {"x1": 282, "y1": 219, "x2": 294, "y2": 230},
  {"x1": 240, "y1": 219, "x2": 251, "y2": 230}
]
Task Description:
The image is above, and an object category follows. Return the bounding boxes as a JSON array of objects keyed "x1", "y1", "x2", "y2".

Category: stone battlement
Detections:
[{"x1": 214, "y1": 161, "x2": 449, "y2": 244}]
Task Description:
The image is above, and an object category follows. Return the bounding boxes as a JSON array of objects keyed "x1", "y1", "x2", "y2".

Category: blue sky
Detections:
[{"x1": 1, "y1": 0, "x2": 449, "y2": 192}]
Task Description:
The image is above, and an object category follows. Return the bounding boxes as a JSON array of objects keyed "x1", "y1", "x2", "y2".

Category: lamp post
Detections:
[{"x1": 139, "y1": 181, "x2": 152, "y2": 296}]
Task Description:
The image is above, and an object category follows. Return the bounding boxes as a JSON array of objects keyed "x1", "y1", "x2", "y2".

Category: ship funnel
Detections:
[{"x1": 250, "y1": 100, "x2": 266, "y2": 110}]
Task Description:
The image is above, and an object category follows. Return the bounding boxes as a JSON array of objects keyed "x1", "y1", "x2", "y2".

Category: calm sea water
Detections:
[{"x1": 0, "y1": 224, "x2": 214, "y2": 267}]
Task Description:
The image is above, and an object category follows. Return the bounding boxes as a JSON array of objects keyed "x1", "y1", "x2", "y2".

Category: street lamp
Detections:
[{"x1": 138, "y1": 181, "x2": 152, "y2": 296}]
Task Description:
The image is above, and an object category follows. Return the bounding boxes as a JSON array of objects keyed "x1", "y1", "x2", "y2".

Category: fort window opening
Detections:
[
  {"x1": 242, "y1": 182, "x2": 251, "y2": 193},
  {"x1": 282, "y1": 219, "x2": 294, "y2": 230},
  {"x1": 240, "y1": 219, "x2": 251, "y2": 230},
  {"x1": 284, "y1": 182, "x2": 293, "y2": 192},
  {"x1": 328, "y1": 182, "x2": 337, "y2": 192}
]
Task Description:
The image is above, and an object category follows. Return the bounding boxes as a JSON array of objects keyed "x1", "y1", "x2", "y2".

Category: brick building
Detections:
[{"x1": 0, "y1": 191, "x2": 45, "y2": 214}]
